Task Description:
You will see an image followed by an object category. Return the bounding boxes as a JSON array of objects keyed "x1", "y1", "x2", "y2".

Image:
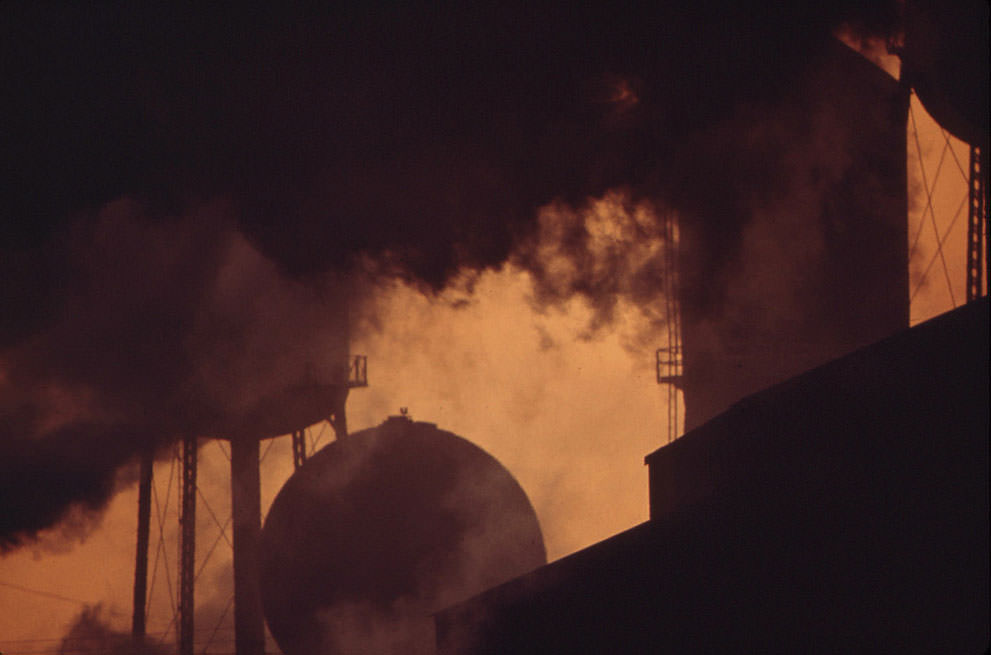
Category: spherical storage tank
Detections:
[{"x1": 258, "y1": 416, "x2": 546, "y2": 654}]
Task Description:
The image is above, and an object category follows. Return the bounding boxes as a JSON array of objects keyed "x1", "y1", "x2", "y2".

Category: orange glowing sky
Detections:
[{"x1": 0, "y1": 51, "x2": 979, "y2": 655}]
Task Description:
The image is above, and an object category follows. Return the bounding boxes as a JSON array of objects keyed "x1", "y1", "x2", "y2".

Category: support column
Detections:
[
  {"x1": 231, "y1": 436, "x2": 265, "y2": 655},
  {"x1": 967, "y1": 145, "x2": 988, "y2": 301},
  {"x1": 132, "y1": 448, "x2": 153, "y2": 641},
  {"x1": 179, "y1": 436, "x2": 197, "y2": 655},
  {"x1": 291, "y1": 429, "x2": 307, "y2": 471},
  {"x1": 329, "y1": 385, "x2": 350, "y2": 442}
]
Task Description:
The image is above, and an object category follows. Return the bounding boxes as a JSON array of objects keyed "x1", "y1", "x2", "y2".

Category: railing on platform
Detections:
[{"x1": 348, "y1": 355, "x2": 368, "y2": 388}]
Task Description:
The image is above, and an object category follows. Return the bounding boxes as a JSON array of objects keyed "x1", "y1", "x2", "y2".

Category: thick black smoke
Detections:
[
  {"x1": 2, "y1": 2, "x2": 902, "y2": 299},
  {"x1": 1, "y1": 2, "x2": 901, "y2": 549}
]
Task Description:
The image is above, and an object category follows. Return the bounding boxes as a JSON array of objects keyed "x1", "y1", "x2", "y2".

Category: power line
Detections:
[
  {"x1": 0, "y1": 626, "x2": 237, "y2": 644},
  {"x1": 0, "y1": 581, "x2": 111, "y2": 610}
]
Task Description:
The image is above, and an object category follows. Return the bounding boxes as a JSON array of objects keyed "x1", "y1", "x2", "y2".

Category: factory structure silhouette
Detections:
[
  {"x1": 124, "y1": 9, "x2": 987, "y2": 655},
  {"x1": 434, "y1": 27, "x2": 988, "y2": 655}
]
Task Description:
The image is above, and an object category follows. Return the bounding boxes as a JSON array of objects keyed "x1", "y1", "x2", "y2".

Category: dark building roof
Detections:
[
  {"x1": 436, "y1": 298, "x2": 989, "y2": 654},
  {"x1": 676, "y1": 37, "x2": 910, "y2": 431}
]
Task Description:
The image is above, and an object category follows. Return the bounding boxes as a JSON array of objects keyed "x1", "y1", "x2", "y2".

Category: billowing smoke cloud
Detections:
[
  {"x1": 1, "y1": 2, "x2": 903, "y2": 549},
  {"x1": 1, "y1": 2, "x2": 903, "y2": 289},
  {"x1": 1, "y1": 200, "x2": 351, "y2": 550},
  {"x1": 58, "y1": 605, "x2": 169, "y2": 655},
  {"x1": 515, "y1": 191, "x2": 670, "y2": 344}
]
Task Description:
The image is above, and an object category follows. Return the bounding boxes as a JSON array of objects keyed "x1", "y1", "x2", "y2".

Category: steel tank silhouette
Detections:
[{"x1": 258, "y1": 416, "x2": 546, "y2": 655}]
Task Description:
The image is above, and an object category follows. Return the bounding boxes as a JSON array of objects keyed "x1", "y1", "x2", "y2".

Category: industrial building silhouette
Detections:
[
  {"x1": 434, "y1": 23, "x2": 989, "y2": 652},
  {"x1": 436, "y1": 298, "x2": 989, "y2": 654},
  {"x1": 106, "y1": 5, "x2": 986, "y2": 652},
  {"x1": 245, "y1": 34, "x2": 988, "y2": 655}
]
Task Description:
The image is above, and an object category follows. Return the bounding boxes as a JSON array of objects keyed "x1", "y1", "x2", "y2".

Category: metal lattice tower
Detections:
[
  {"x1": 132, "y1": 354, "x2": 369, "y2": 654},
  {"x1": 655, "y1": 210, "x2": 683, "y2": 444},
  {"x1": 966, "y1": 146, "x2": 988, "y2": 301},
  {"x1": 178, "y1": 435, "x2": 197, "y2": 655},
  {"x1": 131, "y1": 448, "x2": 154, "y2": 641},
  {"x1": 907, "y1": 95, "x2": 989, "y2": 314},
  {"x1": 230, "y1": 435, "x2": 264, "y2": 655},
  {"x1": 291, "y1": 429, "x2": 307, "y2": 471}
]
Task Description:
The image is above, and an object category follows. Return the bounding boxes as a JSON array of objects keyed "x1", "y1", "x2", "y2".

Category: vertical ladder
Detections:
[
  {"x1": 966, "y1": 145, "x2": 988, "y2": 301},
  {"x1": 178, "y1": 435, "x2": 197, "y2": 655},
  {"x1": 655, "y1": 210, "x2": 683, "y2": 444}
]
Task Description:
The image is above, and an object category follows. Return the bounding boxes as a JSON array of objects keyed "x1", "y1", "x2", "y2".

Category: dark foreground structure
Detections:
[
  {"x1": 436, "y1": 299, "x2": 989, "y2": 654},
  {"x1": 259, "y1": 417, "x2": 546, "y2": 655}
]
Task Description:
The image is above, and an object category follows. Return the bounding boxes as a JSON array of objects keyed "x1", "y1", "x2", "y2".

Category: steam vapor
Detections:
[
  {"x1": 1, "y1": 2, "x2": 901, "y2": 549},
  {"x1": 58, "y1": 605, "x2": 169, "y2": 655}
]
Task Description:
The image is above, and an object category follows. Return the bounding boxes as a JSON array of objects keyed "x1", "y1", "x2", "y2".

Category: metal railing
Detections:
[{"x1": 348, "y1": 355, "x2": 368, "y2": 388}]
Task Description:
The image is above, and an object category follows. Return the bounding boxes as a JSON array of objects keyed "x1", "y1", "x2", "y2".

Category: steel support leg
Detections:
[
  {"x1": 179, "y1": 436, "x2": 197, "y2": 655},
  {"x1": 966, "y1": 145, "x2": 987, "y2": 301},
  {"x1": 291, "y1": 429, "x2": 307, "y2": 471},
  {"x1": 132, "y1": 448, "x2": 153, "y2": 641},
  {"x1": 231, "y1": 436, "x2": 265, "y2": 655}
]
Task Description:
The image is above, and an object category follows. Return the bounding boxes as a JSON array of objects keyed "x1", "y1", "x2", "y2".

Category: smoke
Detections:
[
  {"x1": 1, "y1": 2, "x2": 903, "y2": 286},
  {"x1": 57, "y1": 605, "x2": 169, "y2": 655},
  {"x1": 315, "y1": 599, "x2": 435, "y2": 655},
  {"x1": 0, "y1": 199, "x2": 352, "y2": 551},
  {"x1": 515, "y1": 191, "x2": 670, "y2": 344},
  {"x1": 1, "y1": 2, "x2": 904, "y2": 549}
]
